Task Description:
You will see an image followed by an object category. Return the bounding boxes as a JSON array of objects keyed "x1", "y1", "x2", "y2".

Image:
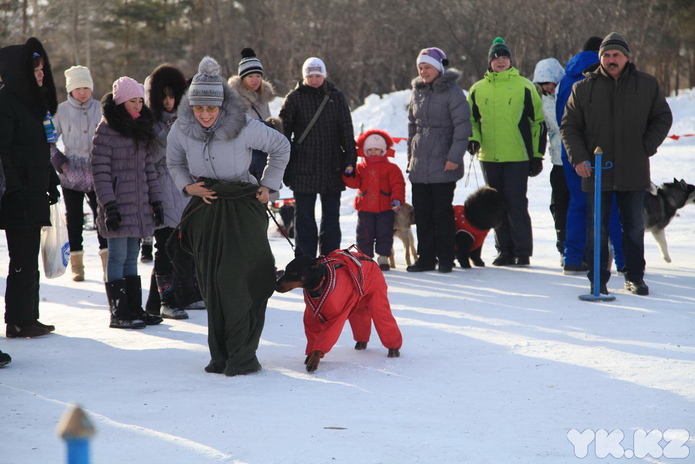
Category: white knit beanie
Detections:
[
  {"x1": 363, "y1": 133, "x2": 387, "y2": 153},
  {"x1": 65, "y1": 65, "x2": 93, "y2": 93},
  {"x1": 302, "y1": 57, "x2": 327, "y2": 78}
]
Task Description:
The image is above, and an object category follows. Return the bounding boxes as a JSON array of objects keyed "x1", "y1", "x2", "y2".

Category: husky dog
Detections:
[{"x1": 644, "y1": 178, "x2": 695, "y2": 262}]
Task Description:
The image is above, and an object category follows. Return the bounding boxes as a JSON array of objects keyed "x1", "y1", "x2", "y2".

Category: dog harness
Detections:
[
  {"x1": 453, "y1": 205, "x2": 490, "y2": 251},
  {"x1": 304, "y1": 248, "x2": 370, "y2": 323}
]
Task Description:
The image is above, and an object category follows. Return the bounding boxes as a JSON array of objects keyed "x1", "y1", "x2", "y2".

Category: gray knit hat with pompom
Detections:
[{"x1": 188, "y1": 56, "x2": 225, "y2": 106}]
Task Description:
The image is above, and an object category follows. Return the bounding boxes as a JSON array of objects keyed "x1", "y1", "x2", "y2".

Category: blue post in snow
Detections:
[
  {"x1": 579, "y1": 147, "x2": 616, "y2": 302},
  {"x1": 56, "y1": 404, "x2": 96, "y2": 464}
]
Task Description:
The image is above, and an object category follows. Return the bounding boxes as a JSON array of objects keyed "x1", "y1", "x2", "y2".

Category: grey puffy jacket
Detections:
[{"x1": 407, "y1": 69, "x2": 471, "y2": 184}]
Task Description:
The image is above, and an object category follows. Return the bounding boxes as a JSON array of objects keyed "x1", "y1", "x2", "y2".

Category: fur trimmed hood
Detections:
[
  {"x1": 175, "y1": 83, "x2": 248, "y2": 142},
  {"x1": 101, "y1": 92, "x2": 156, "y2": 143},
  {"x1": 0, "y1": 37, "x2": 57, "y2": 118},
  {"x1": 145, "y1": 64, "x2": 188, "y2": 122},
  {"x1": 411, "y1": 68, "x2": 462, "y2": 92},
  {"x1": 228, "y1": 75, "x2": 275, "y2": 108}
]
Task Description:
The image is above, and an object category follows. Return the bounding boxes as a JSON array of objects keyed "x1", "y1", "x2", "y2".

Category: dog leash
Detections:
[
  {"x1": 464, "y1": 154, "x2": 480, "y2": 189},
  {"x1": 265, "y1": 205, "x2": 304, "y2": 257}
]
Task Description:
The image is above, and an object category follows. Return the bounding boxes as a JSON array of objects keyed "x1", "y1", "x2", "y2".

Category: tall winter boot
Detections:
[
  {"x1": 156, "y1": 274, "x2": 189, "y2": 320},
  {"x1": 140, "y1": 236, "x2": 153, "y2": 263},
  {"x1": 70, "y1": 250, "x2": 85, "y2": 281},
  {"x1": 106, "y1": 279, "x2": 145, "y2": 329},
  {"x1": 124, "y1": 275, "x2": 163, "y2": 325},
  {"x1": 175, "y1": 270, "x2": 206, "y2": 310},
  {"x1": 98, "y1": 248, "x2": 108, "y2": 282},
  {"x1": 145, "y1": 272, "x2": 161, "y2": 315}
]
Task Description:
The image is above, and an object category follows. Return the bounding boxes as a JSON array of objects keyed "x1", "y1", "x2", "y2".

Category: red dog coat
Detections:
[
  {"x1": 303, "y1": 249, "x2": 402, "y2": 356},
  {"x1": 453, "y1": 205, "x2": 490, "y2": 251}
]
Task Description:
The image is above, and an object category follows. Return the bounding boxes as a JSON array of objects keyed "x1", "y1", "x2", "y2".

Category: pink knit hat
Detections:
[{"x1": 112, "y1": 76, "x2": 145, "y2": 105}]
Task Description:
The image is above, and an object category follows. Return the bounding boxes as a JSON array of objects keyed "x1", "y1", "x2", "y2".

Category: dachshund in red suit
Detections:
[
  {"x1": 276, "y1": 248, "x2": 402, "y2": 373},
  {"x1": 454, "y1": 187, "x2": 506, "y2": 268}
]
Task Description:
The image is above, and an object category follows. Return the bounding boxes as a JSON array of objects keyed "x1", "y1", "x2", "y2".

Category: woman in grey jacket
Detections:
[
  {"x1": 167, "y1": 56, "x2": 289, "y2": 376},
  {"x1": 52, "y1": 65, "x2": 107, "y2": 281},
  {"x1": 406, "y1": 47, "x2": 471, "y2": 273}
]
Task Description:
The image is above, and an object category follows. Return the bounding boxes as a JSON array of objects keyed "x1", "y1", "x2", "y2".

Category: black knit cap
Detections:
[
  {"x1": 599, "y1": 32, "x2": 630, "y2": 57},
  {"x1": 582, "y1": 36, "x2": 602, "y2": 52},
  {"x1": 238, "y1": 48, "x2": 263, "y2": 79},
  {"x1": 488, "y1": 37, "x2": 512, "y2": 63}
]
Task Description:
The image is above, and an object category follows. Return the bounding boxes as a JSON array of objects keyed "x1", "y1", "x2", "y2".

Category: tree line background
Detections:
[{"x1": 1, "y1": 0, "x2": 693, "y2": 110}]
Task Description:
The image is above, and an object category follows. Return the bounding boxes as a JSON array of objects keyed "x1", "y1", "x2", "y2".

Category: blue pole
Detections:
[
  {"x1": 57, "y1": 404, "x2": 95, "y2": 464},
  {"x1": 65, "y1": 438, "x2": 90, "y2": 464},
  {"x1": 591, "y1": 151, "x2": 603, "y2": 297},
  {"x1": 579, "y1": 147, "x2": 615, "y2": 302}
]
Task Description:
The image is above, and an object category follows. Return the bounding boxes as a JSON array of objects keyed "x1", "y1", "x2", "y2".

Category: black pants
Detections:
[
  {"x1": 293, "y1": 191, "x2": 341, "y2": 258},
  {"x1": 549, "y1": 164, "x2": 570, "y2": 255},
  {"x1": 62, "y1": 187, "x2": 107, "y2": 251},
  {"x1": 4, "y1": 227, "x2": 41, "y2": 325},
  {"x1": 587, "y1": 190, "x2": 645, "y2": 285},
  {"x1": 411, "y1": 182, "x2": 456, "y2": 266},
  {"x1": 481, "y1": 161, "x2": 533, "y2": 258},
  {"x1": 356, "y1": 210, "x2": 395, "y2": 257}
]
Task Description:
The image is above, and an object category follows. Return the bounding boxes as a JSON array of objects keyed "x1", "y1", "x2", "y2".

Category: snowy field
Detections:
[{"x1": 1, "y1": 88, "x2": 694, "y2": 464}]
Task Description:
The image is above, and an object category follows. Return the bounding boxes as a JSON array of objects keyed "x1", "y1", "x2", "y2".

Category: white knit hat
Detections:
[
  {"x1": 302, "y1": 57, "x2": 327, "y2": 78},
  {"x1": 363, "y1": 133, "x2": 387, "y2": 153},
  {"x1": 65, "y1": 65, "x2": 93, "y2": 93}
]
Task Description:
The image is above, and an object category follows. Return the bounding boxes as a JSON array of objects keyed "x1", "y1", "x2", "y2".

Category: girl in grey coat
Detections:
[
  {"x1": 406, "y1": 47, "x2": 471, "y2": 273},
  {"x1": 91, "y1": 76, "x2": 164, "y2": 329},
  {"x1": 52, "y1": 65, "x2": 107, "y2": 281}
]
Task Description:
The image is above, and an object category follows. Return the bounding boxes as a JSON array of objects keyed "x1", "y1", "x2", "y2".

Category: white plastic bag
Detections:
[{"x1": 41, "y1": 200, "x2": 70, "y2": 279}]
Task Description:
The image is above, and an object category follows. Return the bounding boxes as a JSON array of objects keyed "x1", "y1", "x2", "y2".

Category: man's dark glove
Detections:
[
  {"x1": 104, "y1": 201, "x2": 122, "y2": 231},
  {"x1": 151, "y1": 201, "x2": 165, "y2": 227},
  {"x1": 467, "y1": 140, "x2": 480, "y2": 156},
  {"x1": 529, "y1": 158, "x2": 544, "y2": 177},
  {"x1": 47, "y1": 185, "x2": 60, "y2": 205}
]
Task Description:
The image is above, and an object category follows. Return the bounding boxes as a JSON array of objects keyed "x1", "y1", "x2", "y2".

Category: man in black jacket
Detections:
[{"x1": 561, "y1": 32, "x2": 672, "y2": 296}]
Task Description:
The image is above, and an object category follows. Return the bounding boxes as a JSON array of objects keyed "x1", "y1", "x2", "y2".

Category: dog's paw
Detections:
[
  {"x1": 355, "y1": 341, "x2": 368, "y2": 350},
  {"x1": 305, "y1": 351, "x2": 323, "y2": 373},
  {"x1": 387, "y1": 348, "x2": 400, "y2": 358},
  {"x1": 472, "y1": 258, "x2": 485, "y2": 267}
]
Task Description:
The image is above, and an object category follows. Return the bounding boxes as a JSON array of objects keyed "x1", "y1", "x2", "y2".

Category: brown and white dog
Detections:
[
  {"x1": 389, "y1": 202, "x2": 418, "y2": 269},
  {"x1": 276, "y1": 248, "x2": 402, "y2": 373}
]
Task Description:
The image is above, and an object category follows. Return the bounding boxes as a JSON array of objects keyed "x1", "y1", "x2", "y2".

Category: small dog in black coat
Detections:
[
  {"x1": 453, "y1": 187, "x2": 506, "y2": 268},
  {"x1": 645, "y1": 178, "x2": 695, "y2": 263}
]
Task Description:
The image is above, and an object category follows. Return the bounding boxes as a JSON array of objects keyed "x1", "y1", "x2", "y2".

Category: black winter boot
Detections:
[
  {"x1": 106, "y1": 279, "x2": 145, "y2": 329},
  {"x1": 145, "y1": 272, "x2": 161, "y2": 315},
  {"x1": 140, "y1": 237, "x2": 153, "y2": 263},
  {"x1": 124, "y1": 275, "x2": 163, "y2": 325},
  {"x1": 156, "y1": 274, "x2": 189, "y2": 320}
]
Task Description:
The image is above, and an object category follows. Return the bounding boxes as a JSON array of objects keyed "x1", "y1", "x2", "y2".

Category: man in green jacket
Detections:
[
  {"x1": 468, "y1": 37, "x2": 546, "y2": 266},
  {"x1": 561, "y1": 32, "x2": 672, "y2": 296}
]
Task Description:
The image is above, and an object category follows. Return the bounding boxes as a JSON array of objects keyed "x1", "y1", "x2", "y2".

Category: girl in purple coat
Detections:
[{"x1": 91, "y1": 77, "x2": 164, "y2": 329}]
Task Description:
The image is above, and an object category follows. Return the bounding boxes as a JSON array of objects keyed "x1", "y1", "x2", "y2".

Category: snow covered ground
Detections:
[{"x1": 1, "y1": 88, "x2": 694, "y2": 464}]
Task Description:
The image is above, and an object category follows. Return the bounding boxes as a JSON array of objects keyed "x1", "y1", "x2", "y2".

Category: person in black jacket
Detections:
[
  {"x1": 0, "y1": 37, "x2": 60, "y2": 338},
  {"x1": 279, "y1": 57, "x2": 357, "y2": 257}
]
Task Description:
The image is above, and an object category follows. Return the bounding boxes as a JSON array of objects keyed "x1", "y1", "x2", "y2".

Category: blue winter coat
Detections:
[{"x1": 555, "y1": 51, "x2": 599, "y2": 163}]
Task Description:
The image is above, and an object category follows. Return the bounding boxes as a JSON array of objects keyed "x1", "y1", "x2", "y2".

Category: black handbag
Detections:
[{"x1": 283, "y1": 93, "x2": 331, "y2": 188}]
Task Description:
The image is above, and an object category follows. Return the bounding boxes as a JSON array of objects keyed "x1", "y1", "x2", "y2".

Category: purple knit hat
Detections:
[
  {"x1": 416, "y1": 47, "x2": 449, "y2": 73},
  {"x1": 112, "y1": 76, "x2": 145, "y2": 105}
]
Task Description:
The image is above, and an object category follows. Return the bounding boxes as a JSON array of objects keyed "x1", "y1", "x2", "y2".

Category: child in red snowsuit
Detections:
[
  {"x1": 303, "y1": 248, "x2": 402, "y2": 356},
  {"x1": 343, "y1": 130, "x2": 405, "y2": 271}
]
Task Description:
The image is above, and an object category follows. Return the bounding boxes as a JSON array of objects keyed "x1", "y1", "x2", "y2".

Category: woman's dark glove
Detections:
[
  {"x1": 529, "y1": 158, "x2": 544, "y2": 177},
  {"x1": 467, "y1": 140, "x2": 481, "y2": 155},
  {"x1": 151, "y1": 201, "x2": 165, "y2": 227},
  {"x1": 104, "y1": 201, "x2": 122, "y2": 231},
  {"x1": 47, "y1": 185, "x2": 60, "y2": 205}
]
